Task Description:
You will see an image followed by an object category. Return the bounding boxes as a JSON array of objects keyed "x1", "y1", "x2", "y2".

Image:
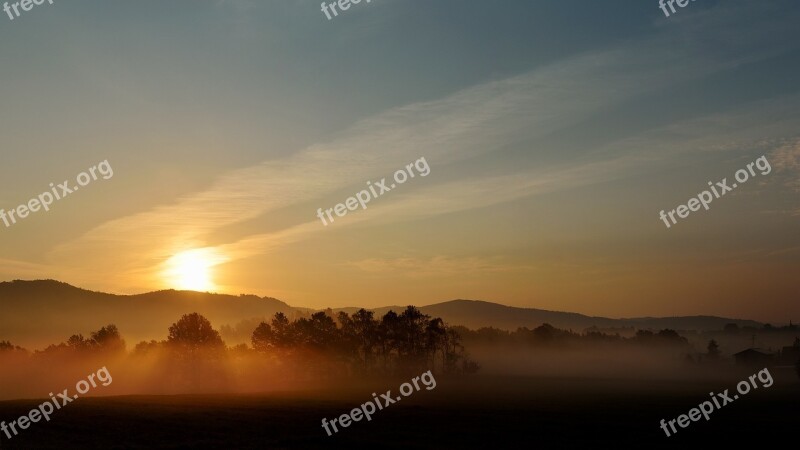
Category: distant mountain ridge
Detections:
[
  {"x1": 336, "y1": 299, "x2": 762, "y2": 333},
  {"x1": 0, "y1": 280, "x2": 763, "y2": 349},
  {"x1": 0, "y1": 280, "x2": 293, "y2": 349}
]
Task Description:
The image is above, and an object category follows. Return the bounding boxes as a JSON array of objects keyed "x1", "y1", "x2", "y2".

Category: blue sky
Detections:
[{"x1": 0, "y1": 0, "x2": 798, "y2": 321}]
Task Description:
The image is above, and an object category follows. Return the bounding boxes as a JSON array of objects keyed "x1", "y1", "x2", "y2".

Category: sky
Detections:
[{"x1": 0, "y1": 0, "x2": 798, "y2": 322}]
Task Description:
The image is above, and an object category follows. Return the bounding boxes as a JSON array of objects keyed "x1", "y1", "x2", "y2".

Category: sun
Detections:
[{"x1": 163, "y1": 248, "x2": 227, "y2": 291}]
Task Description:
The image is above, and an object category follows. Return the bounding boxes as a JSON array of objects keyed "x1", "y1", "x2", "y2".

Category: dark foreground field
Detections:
[{"x1": 0, "y1": 371, "x2": 797, "y2": 449}]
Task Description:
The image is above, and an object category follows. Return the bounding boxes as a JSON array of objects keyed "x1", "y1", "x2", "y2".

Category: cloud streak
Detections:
[{"x1": 22, "y1": 0, "x2": 800, "y2": 293}]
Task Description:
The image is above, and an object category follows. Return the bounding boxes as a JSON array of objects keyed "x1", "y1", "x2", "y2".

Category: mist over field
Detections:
[{"x1": 1, "y1": 282, "x2": 796, "y2": 401}]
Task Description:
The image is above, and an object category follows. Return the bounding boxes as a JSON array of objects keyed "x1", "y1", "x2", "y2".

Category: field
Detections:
[{"x1": 0, "y1": 372, "x2": 796, "y2": 449}]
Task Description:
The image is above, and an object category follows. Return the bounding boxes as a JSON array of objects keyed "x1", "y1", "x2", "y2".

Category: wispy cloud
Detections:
[
  {"x1": 0, "y1": 258, "x2": 53, "y2": 279},
  {"x1": 346, "y1": 256, "x2": 530, "y2": 278},
  {"x1": 19, "y1": 0, "x2": 800, "y2": 293},
  {"x1": 769, "y1": 138, "x2": 800, "y2": 192}
]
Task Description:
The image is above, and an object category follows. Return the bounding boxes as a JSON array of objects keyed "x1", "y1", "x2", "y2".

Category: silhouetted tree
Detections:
[
  {"x1": 0, "y1": 340, "x2": 27, "y2": 355},
  {"x1": 397, "y1": 306, "x2": 430, "y2": 369},
  {"x1": 251, "y1": 313, "x2": 300, "y2": 357},
  {"x1": 293, "y1": 312, "x2": 338, "y2": 351},
  {"x1": 91, "y1": 324, "x2": 126, "y2": 354},
  {"x1": 533, "y1": 323, "x2": 557, "y2": 342},
  {"x1": 653, "y1": 329, "x2": 690, "y2": 346},
  {"x1": 635, "y1": 330, "x2": 654, "y2": 342},
  {"x1": 425, "y1": 318, "x2": 447, "y2": 370},
  {"x1": 443, "y1": 327, "x2": 464, "y2": 373},
  {"x1": 251, "y1": 322, "x2": 274, "y2": 353},
  {"x1": 37, "y1": 324, "x2": 126, "y2": 356},
  {"x1": 167, "y1": 313, "x2": 225, "y2": 359},
  {"x1": 335, "y1": 311, "x2": 360, "y2": 367},
  {"x1": 351, "y1": 309, "x2": 379, "y2": 370},
  {"x1": 378, "y1": 310, "x2": 401, "y2": 371},
  {"x1": 270, "y1": 312, "x2": 296, "y2": 351},
  {"x1": 132, "y1": 340, "x2": 163, "y2": 356},
  {"x1": 248, "y1": 307, "x2": 475, "y2": 377}
]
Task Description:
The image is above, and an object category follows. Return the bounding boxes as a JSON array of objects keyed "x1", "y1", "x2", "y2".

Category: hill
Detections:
[
  {"x1": 0, "y1": 281, "x2": 763, "y2": 349},
  {"x1": 0, "y1": 280, "x2": 294, "y2": 349},
  {"x1": 340, "y1": 299, "x2": 762, "y2": 333}
]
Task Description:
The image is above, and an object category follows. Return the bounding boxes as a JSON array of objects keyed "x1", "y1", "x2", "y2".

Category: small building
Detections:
[
  {"x1": 733, "y1": 348, "x2": 775, "y2": 367},
  {"x1": 780, "y1": 345, "x2": 800, "y2": 364}
]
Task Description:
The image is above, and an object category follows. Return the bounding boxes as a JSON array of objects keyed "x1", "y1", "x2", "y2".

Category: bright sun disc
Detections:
[{"x1": 163, "y1": 248, "x2": 226, "y2": 291}]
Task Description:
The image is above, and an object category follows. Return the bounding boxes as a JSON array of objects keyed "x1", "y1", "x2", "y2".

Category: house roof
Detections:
[{"x1": 733, "y1": 348, "x2": 772, "y2": 356}]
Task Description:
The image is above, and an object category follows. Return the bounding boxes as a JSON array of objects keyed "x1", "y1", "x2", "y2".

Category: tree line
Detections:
[
  {"x1": 0, "y1": 306, "x2": 479, "y2": 377},
  {"x1": 454, "y1": 323, "x2": 691, "y2": 347},
  {"x1": 250, "y1": 306, "x2": 479, "y2": 375}
]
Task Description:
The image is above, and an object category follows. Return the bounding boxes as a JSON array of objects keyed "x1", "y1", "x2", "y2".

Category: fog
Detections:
[{"x1": 0, "y1": 344, "x2": 750, "y2": 402}]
